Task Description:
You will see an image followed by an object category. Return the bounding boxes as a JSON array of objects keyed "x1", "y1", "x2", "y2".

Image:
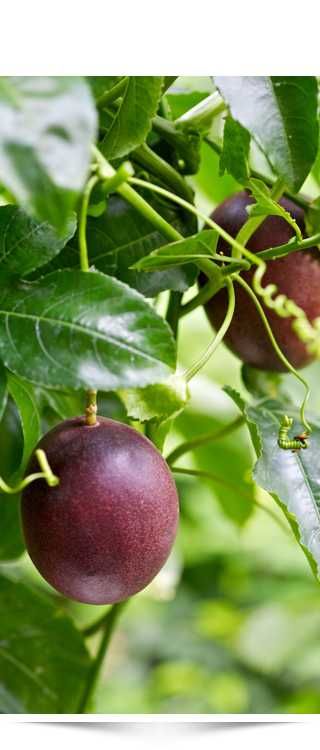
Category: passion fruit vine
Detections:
[
  {"x1": 21, "y1": 417, "x2": 179, "y2": 605},
  {"x1": 204, "y1": 191, "x2": 320, "y2": 371}
]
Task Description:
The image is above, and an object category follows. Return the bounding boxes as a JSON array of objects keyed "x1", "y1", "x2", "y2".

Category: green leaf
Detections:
[
  {"x1": 0, "y1": 398, "x2": 24, "y2": 560},
  {"x1": 0, "y1": 360, "x2": 7, "y2": 420},
  {"x1": 7, "y1": 373, "x2": 41, "y2": 469},
  {"x1": 40, "y1": 389, "x2": 85, "y2": 421},
  {"x1": 133, "y1": 229, "x2": 219, "y2": 271},
  {"x1": 226, "y1": 386, "x2": 320, "y2": 577},
  {"x1": 247, "y1": 179, "x2": 302, "y2": 240},
  {"x1": 163, "y1": 77, "x2": 177, "y2": 93},
  {"x1": 0, "y1": 206, "x2": 76, "y2": 281},
  {"x1": 0, "y1": 376, "x2": 41, "y2": 563},
  {"x1": 119, "y1": 374, "x2": 189, "y2": 423},
  {"x1": 41, "y1": 195, "x2": 197, "y2": 296},
  {"x1": 0, "y1": 77, "x2": 97, "y2": 230},
  {"x1": 0, "y1": 270, "x2": 176, "y2": 391},
  {"x1": 0, "y1": 571, "x2": 91, "y2": 712},
  {"x1": 220, "y1": 116, "x2": 250, "y2": 183},
  {"x1": 86, "y1": 76, "x2": 120, "y2": 101},
  {"x1": 100, "y1": 77, "x2": 163, "y2": 159},
  {"x1": 215, "y1": 76, "x2": 319, "y2": 191}
]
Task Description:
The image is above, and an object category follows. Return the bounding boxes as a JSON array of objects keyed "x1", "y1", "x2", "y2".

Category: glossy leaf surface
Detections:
[{"x1": 0, "y1": 270, "x2": 176, "y2": 390}]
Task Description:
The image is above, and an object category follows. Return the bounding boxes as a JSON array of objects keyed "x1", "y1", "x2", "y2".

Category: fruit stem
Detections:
[
  {"x1": 171, "y1": 466, "x2": 292, "y2": 537},
  {"x1": 166, "y1": 415, "x2": 244, "y2": 465},
  {"x1": 183, "y1": 278, "x2": 235, "y2": 382},
  {"x1": 79, "y1": 175, "x2": 99, "y2": 272},
  {"x1": 78, "y1": 601, "x2": 127, "y2": 713},
  {"x1": 85, "y1": 389, "x2": 97, "y2": 426},
  {"x1": 236, "y1": 275, "x2": 311, "y2": 433},
  {"x1": 0, "y1": 449, "x2": 59, "y2": 494}
]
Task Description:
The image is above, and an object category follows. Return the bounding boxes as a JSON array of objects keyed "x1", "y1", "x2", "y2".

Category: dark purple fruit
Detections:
[
  {"x1": 21, "y1": 417, "x2": 179, "y2": 604},
  {"x1": 204, "y1": 191, "x2": 320, "y2": 371}
]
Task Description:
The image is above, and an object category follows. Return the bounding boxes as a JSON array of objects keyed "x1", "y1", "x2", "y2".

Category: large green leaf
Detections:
[
  {"x1": 215, "y1": 76, "x2": 319, "y2": 191},
  {"x1": 0, "y1": 77, "x2": 97, "y2": 230},
  {"x1": 41, "y1": 195, "x2": 197, "y2": 296},
  {"x1": 100, "y1": 77, "x2": 163, "y2": 159},
  {"x1": 0, "y1": 205, "x2": 76, "y2": 281},
  {"x1": 0, "y1": 571, "x2": 91, "y2": 712},
  {"x1": 0, "y1": 270, "x2": 176, "y2": 390},
  {"x1": 226, "y1": 387, "x2": 320, "y2": 577}
]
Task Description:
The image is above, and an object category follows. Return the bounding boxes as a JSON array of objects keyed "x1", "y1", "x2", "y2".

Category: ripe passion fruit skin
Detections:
[
  {"x1": 21, "y1": 416, "x2": 179, "y2": 604},
  {"x1": 204, "y1": 191, "x2": 320, "y2": 372}
]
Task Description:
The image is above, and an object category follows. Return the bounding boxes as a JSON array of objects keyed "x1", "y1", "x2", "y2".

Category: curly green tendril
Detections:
[{"x1": 0, "y1": 449, "x2": 59, "y2": 495}]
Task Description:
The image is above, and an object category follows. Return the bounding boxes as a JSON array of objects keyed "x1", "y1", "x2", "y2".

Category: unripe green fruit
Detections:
[
  {"x1": 21, "y1": 417, "x2": 179, "y2": 604},
  {"x1": 204, "y1": 191, "x2": 320, "y2": 372}
]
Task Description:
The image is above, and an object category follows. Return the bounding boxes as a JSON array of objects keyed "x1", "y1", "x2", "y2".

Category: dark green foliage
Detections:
[{"x1": 0, "y1": 74, "x2": 319, "y2": 715}]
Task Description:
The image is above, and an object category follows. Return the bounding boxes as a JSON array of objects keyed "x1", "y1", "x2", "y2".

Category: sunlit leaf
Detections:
[
  {"x1": 0, "y1": 270, "x2": 176, "y2": 390},
  {"x1": 215, "y1": 76, "x2": 319, "y2": 191},
  {"x1": 0, "y1": 77, "x2": 96, "y2": 230}
]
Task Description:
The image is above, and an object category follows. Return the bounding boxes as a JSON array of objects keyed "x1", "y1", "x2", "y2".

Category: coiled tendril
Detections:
[{"x1": 252, "y1": 262, "x2": 320, "y2": 356}]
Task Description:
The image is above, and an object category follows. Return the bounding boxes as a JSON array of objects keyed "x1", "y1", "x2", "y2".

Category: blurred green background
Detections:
[{"x1": 3, "y1": 76, "x2": 320, "y2": 714}]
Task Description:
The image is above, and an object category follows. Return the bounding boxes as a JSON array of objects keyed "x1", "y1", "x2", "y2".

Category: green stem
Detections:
[
  {"x1": 172, "y1": 466, "x2": 291, "y2": 537},
  {"x1": 0, "y1": 449, "x2": 59, "y2": 494},
  {"x1": 93, "y1": 149, "x2": 257, "y2": 284},
  {"x1": 166, "y1": 291, "x2": 183, "y2": 338},
  {"x1": 78, "y1": 601, "x2": 126, "y2": 714},
  {"x1": 236, "y1": 275, "x2": 311, "y2": 432},
  {"x1": 183, "y1": 278, "x2": 235, "y2": 381},
  {"x1": 204, "y1": 137, "x2": 311, "y2": 211},
  {"x1": 82, "y1": 608, "x2": 116, "y2": 639},
  {"x1": 258, "y1": 232, "x2": 320, "y2": 262},
  {"x1": 79, "y1": 175, "x2": 99, "y2": 272},
  {"x1": 166, "y1": 415, "x2": 244, "y2": 465},
  {"x1": 92, "y1": 145, "x2": 182, "y2": 243},
  {"x1": 132, "y1": 143, "x2": 193, "y2": 201},
  {"x1": 128, "y1": 176, "x2": 259, "y2": 268},
  {"x1": 96, "y1": 77, "x2": 128, "y2": 109},
  {"x1": 179, "y1": 259, "x2": 250, "y2": 320},
  {"x1": 78, "y1": 173, "x2": 102, "y2": 420},
  {"x1": 175, "y1": 91, "x2": 226, "y2": 131}
]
